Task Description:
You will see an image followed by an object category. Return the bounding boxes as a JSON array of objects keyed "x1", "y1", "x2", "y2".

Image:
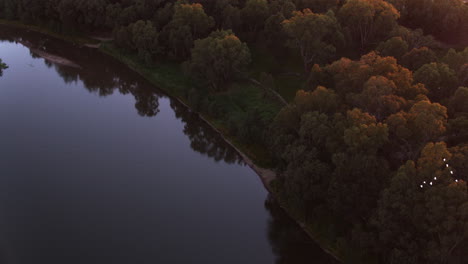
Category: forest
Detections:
[{"x1": 0, "y1": 0, "x2": 468, "y2": 263}]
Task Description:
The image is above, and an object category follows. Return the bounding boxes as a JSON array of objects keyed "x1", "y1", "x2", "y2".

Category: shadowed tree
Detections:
[
  {"x1": 264, "y1": 13, "x2": 287, "y2": 47},
  {"x1": 390, "y1": 26, "x2": 439, "y2": 50},
  {"x1": 164, "y1": 1, "x2": 214, "y2": 59},
  {"x1": 114, "y1": 20, "x2": 160, "y2": 64},
  {"x1": 185, "y1": 30, "x2": 251, "y2": 90},
  {"x1": 386, "y1": 99, "x2": 448, "y2": 159},
  {"x1": 442, "y1": 48, "x2": 468, "y2": 73},
  {"x1": 241, "y1": 0, "x2": 269, "y2": 36},
  {"x1": 282, "y1": 9, "x2": 343, "y2": 74},
  {"x1": 220, "y1": 4, "x2": 242, "y2": 31},
  {"x1": 338, "y1": 0, "x2": 399, "y2": 49},
  {"x1": 396, "y1": 0, "x2": 468, "y2": 41},
  {"x1": 449, "y1": 87, "x2": 468, "y2": 115},
  {"x1": 269, "y1": 0, "x2": 296, "y2": 18},
  {"x1": 374, "y1": 142, "x2": 468, "y2": 264},
  {"x1": 0, "y1": 0, "x2": 17, "y2": 19},
  {"x1": 293, "y1": 0, "x2": 340, "y2": 13},
  {"x1": 376, "y1": 36, "x2": 408, "y2": 60},
  {"x1": 414, "y1": 63, "x2": 458, "y2": 100},
  {"x1": 449, "y1": 144, "x2": 468, "y2": 182},
  {"x1": 326, "y1": 109, "x2": 390, "y2": 224},
  {"x1": 400, "y1": 47, "x2": 438, "y2": 71},
  {"x1": 442, "y1": 48, "x2": 468, "y2": 87}
]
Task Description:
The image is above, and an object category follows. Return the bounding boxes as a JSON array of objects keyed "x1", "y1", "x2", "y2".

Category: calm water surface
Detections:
[{"x1": 0, "y1": 26, "x2": 337, "y2": 264}]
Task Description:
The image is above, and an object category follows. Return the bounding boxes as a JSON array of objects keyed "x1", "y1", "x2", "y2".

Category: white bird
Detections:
[
  {"x1": 443, "y1": 158, "x2": 446, "y2": 162},
  {"x1": 450, "y1": 171, "x2": 454, "y2": 174},
  {"x1": 446, "y1": 164, "x2": 449, "y2": 168},
  {"x1": 434, "y1": 177, "x2": 437, "y2": 180},
  {"x1": 455, "y1": 179, "x2": 459, "y2": 183},
  {"x1": 420, "y1": 185, "x2": 423, "y2": 188},
  {"x1": 430, "y1": 182, "x2": 433, "y2": 186},
  {"x1": 423, "y1": 181, "x2": 426, "y2": 184}
]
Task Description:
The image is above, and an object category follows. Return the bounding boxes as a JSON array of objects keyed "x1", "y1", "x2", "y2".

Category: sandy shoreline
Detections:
[
  {"x1": 29, "y1": 48, "x2": 81, "y2": 68},
  {"x1": 16, "y1": 39, "x2": 81, "y2": 68}
]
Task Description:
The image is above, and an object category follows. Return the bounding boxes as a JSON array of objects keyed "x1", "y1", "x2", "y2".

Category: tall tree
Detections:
[
  {"x1": 339, "y1": 0, "x2": 399, "y2": 49},
  {"x1": 185, "y1": 30, "x2": 251, "y2": 90},
  {"x1": 241, "y1": 0, "x2": 270, "y2": 38},
  {"x1": 386, "y1": 99, "x2": 448, "y2": 159},
  {"x1": 282, "y1": 9, "x2": 343, "y2": 73},
  {"x1": 164, "y1": 1, "x2": 214, "y2": 59},
  {"x1": 414, "y1": 63, "x2": 458, "y2": 100}
]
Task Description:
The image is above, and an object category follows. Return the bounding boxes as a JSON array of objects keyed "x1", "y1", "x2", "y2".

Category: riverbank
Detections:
[
  {"x1": 0, "y1": 20, "x2": 344, "y2": 263},
  {"x1": 100, "y1": 43, "x2": 345, "y2": 264}
]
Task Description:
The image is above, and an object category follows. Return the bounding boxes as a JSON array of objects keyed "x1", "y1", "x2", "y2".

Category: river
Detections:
[{"x1": 0, "y1": 25, "x2": 337, "y2": 264}]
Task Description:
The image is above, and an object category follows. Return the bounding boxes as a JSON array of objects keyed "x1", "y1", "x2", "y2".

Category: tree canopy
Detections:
[{"x1": 185, "y1": 30, "x2": 251, "y2": 90}]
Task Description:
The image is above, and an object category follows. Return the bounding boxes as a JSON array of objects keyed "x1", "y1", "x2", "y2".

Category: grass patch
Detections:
[
  {"x1": 100, "y1": 42, "x2": 279, "y2": 167},
  {"x1": 249, "y1": 44, "x2": 306, "y2": 103}
]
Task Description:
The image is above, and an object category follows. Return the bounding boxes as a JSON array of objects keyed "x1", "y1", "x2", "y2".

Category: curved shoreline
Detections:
[
  {"x1": 99, "y1": 47, "x2": 343, "y2": 263},
  {"x1": 0, "y1": 21, "x2": 343, "y2": 263}
]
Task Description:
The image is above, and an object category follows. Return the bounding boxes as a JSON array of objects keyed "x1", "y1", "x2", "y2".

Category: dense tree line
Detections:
[{"x1": 1, "y1": 0, "x2": 468, "y2": 263}]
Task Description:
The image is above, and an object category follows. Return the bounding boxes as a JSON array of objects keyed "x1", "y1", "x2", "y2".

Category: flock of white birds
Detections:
[{"x1": 419, "y1": 158, "x2": 460, "y2": 189}]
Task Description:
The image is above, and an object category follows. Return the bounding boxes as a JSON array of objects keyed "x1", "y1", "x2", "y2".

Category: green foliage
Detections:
[
  {"x1": 0, "y1": 0, "x2": 17, "y2": 19},
  {"x1": 264, "y1": 13, "x2": 287, "y2": 48},
  {"x1": 293, "y1": 0, "x2": 340, "y2": 13},
  {"x1": 388, "y1": 0, "x2": 468, "y2": 42},
  {"x1": 114, "y1": 20, "x2": 160, "y2": 64},
  {"x1": 442, "y1": 48, "x2": 468, "y2": 87},
  {"x1": 376, "y1": 37, "x2": 408, "y2": 60},
  {"x1": 227, "y1": 5, "x2": 244, "y2": 30},
  {"x1": 386, "y1": 99, "x2": 448, "y2": 158},
  {"x1": 269, "y1": 0, "x2": 296, "y2": 18},
  {"x1": 390, "y1": 26, "x2": 440, "y2": 50},
  {"x1": 374, "y1": 142, "x2": 468, "y2": 264},
  {"x1": 339, "y1": 0, "x2": 400, "y2": 49},
  {"x1": 163, "y1": 1, "x2": 214, "y2": 59},
  {"x1": 185, "y1": 30, "x2": 251, "y2": 90},
  {"x1": 241, "y1": 0, "x2": 269, "y2": 36},
  {"x1": 449, "y1": 87, "x2": 468, "y2": 115},
  {"x1": 282, "y1": 9, "x2": 343, "y2": 73},
  {"x1": 442, "y1": 48, "x2": 468, "y2": 71},
  {"x1": 414, "y1": 63, "x2": 458, "y2": 100},
  {"x1": 401, "y1": 47, "x2": 438, "y2": 71}
]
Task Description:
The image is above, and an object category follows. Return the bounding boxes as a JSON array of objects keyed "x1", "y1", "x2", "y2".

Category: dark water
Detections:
[{"x1": 0, "y1": 26, "x2": 337, "y2": 264}]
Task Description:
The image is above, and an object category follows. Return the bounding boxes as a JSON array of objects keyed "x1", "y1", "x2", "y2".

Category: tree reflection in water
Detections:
[
  {"x1": 0, "y1": 26, "x2": 337, "y2": 263},
  {"x1": 0, "y1": 26, "x2": 243, "y2": 164},
  {"x1": 265, "y1": 195, "x2": 339, "y2": 264},
  {"x1": 170, "y1": 100, "x2": 244, "y2": 164}
]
